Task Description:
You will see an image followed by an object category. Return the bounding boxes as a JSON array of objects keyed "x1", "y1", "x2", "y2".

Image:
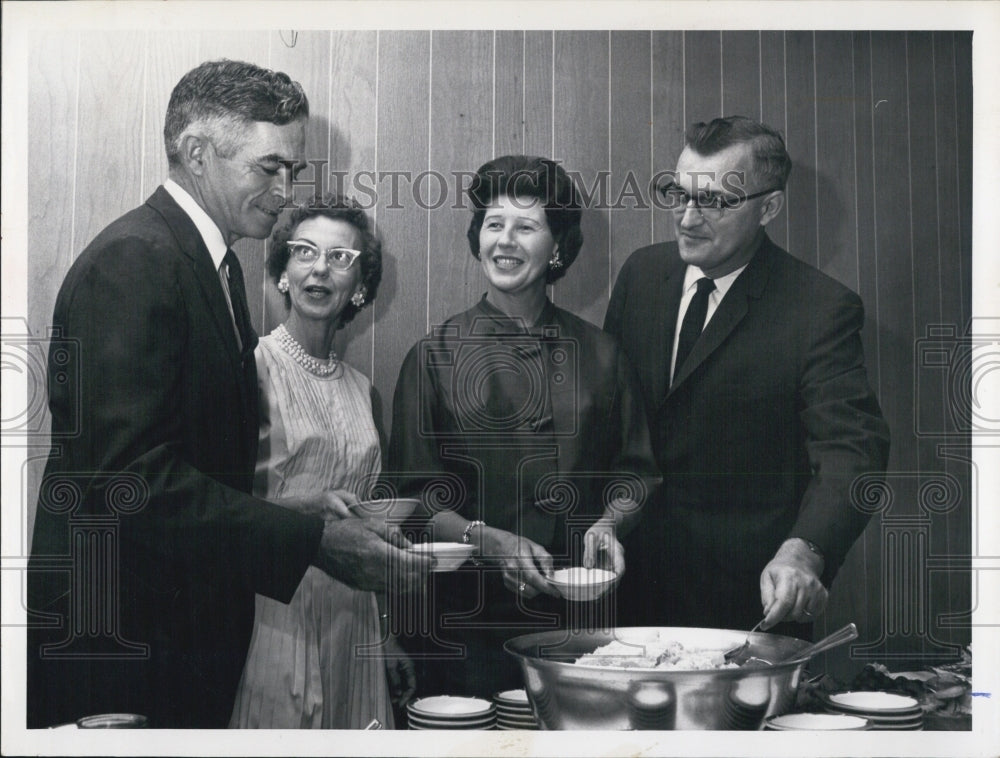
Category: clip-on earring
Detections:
[
  {"x1": 277, "y1": 274, "x2": 289, "y2": 294},
  {"x1": 549, "y1": 253, "x2": 563, "y2": 269},
  {"x1": 350, "y1": 291, "x2": 365, "y2": 307}
]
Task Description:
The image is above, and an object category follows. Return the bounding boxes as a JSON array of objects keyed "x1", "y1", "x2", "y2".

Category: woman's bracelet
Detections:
[{"x1": 463, "y1": 520, "x2": 486, "y2": 565}]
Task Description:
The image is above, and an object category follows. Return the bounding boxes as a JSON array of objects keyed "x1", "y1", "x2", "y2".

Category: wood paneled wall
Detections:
[{"x1": 26, "y1": 30, "x2": 973, "y2": 675}]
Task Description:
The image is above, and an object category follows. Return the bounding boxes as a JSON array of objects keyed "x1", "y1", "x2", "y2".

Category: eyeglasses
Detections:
[
  {"x1": 657, "y1": 182, "x2": 779, "y2": 219},
  {"x1": 287, "y1": 240, "x2": 362, "y2": 270}
]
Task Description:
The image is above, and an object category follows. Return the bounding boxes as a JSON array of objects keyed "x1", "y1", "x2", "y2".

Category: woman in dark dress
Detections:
[{"x1": 385, "y1": 156, "x2": 660, "y2": 699}]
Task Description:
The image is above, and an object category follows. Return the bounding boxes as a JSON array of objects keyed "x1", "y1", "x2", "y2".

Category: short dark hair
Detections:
[
  {"x1": 266, "y1": 195, "x2": 382, "y2": 329},
  {"x1": 685, "y1": 116, "x2": 792, "y2": 190},
  {"x1": 466, "y1": 155, "x2": 583, "y2": 284},
  {"x1": 164, "y1": 59, "x2": 309, "y2": 166}
]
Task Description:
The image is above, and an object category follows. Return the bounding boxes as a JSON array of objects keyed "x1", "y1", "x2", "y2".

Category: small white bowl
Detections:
[
  {"x1": 407, "y1": 542, "x2": 475, "y2": 572},
  {"x1": 348, "y1": 497, "x2": 421, "y2": 521},
  {"x1": 546, "y1": 567, "x2": 617, "y2": 601}
]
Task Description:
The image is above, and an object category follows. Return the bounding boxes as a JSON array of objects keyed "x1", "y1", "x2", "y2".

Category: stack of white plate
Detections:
[
  {"x1": 822, "y1": 691, "x2": 924, "y2": 730},
  {"x1": 764, "y1": 713, "x2": 871, "y2": 731},
  {"x1": 493, "y1": 689, "x2": 540, "y2": 730},
  {"x1": 406, "y1": 696, "x2": 496, "y2": 730}
]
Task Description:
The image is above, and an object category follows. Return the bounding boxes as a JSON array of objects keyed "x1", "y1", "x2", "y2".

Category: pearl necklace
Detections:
[{"x1": 274, "y1": 324, "x2": 339, "y2": 377}]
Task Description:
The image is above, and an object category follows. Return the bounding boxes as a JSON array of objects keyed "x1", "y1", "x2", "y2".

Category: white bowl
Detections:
[
  {"x1": 765, "y1": 713, "x2": 870, "y2": 730},
  {"x1": 407, "y1": 542, "x2": 475, "y2": 572},
  {"x1": 348, "y1": 497, "x2": 420, "y2": 521},
  {"x1": 546, "y1": 567, "x2": 617, "y2": 601}
]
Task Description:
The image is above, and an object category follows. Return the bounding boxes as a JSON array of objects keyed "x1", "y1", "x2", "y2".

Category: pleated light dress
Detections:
[{"x1": 230, "y1": 334, "x2": 393, "y2": 729}]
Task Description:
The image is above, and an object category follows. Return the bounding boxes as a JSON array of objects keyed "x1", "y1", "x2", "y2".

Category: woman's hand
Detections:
[
  {"x1": 480, "y1": 526, "x2": 559, "y2": 599},
  {"x1": 582, "y1": 521, "x2": 625, "y2": 578},
  {"x1": 284, "y1": 488, "x2": 360, "y2": 521},
  {"x1": 381, "y1": 634, "x2": 417, "y2": 709}
]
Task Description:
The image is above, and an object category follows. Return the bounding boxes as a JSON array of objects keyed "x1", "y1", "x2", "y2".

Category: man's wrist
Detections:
[{"x1": 778, "y1": 537, "x2": 825, "y2": 575}]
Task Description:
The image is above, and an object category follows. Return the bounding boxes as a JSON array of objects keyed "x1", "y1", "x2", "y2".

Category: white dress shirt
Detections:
[
  {"x1": 163, "y1": 179, "x2": 241, "y2": 347},
  {"x1": 669, "y1": 262, "x2": 749, "y2": 384}
]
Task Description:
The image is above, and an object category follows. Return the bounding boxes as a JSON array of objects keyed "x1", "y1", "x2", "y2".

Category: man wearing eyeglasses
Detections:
[
  {"x1": 27, "y1": 59, "x2": 429, "y2": 728},
  {"x1": 605, "y1": 116, "x2": 889, "y2": 637}
]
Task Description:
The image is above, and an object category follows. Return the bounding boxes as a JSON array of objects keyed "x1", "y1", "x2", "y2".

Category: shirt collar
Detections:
[
  {"x1": 474, "y1": 293, "x2": 557, "y2": 334},
  {"x1": 682, "y1": 261, "x2": 749, "y2": 300},
  {"x1": 163, "y1": 179, "x2": 229, "y2": 270}
]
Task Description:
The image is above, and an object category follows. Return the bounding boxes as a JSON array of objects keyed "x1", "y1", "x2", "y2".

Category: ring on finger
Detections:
[
  {"x1": 803, "y1": 609, "x2": 814, "y2": 617},
  {"x1": 518, "y1": 582, "x2": 526, "y2": 593}
]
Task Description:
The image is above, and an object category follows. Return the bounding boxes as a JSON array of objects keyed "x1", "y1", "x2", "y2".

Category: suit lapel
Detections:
[
  {"x1": 146, "y1": 187, "x2": 245, "y2": 363},
  {"x1": 645, "y1": 250, "x2": 686, "y2": 408},
  {"x1": 665, "y1": 236, "x2": 774, "y2": 397},
  {"x1": 146, "y1": 187, "x2": 258, "y2": 464}
]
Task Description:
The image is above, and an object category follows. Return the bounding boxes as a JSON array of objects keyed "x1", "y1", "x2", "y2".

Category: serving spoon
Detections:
[
  {"x1": 723, "y1": 619, "x2": 765, "y2": 665},
  {"x1": 741, "y1": 622, "x2": 859, "y2": 667}
]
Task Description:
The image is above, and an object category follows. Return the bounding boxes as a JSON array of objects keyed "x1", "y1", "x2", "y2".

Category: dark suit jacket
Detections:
[
  {"x1": 27, "y1": 187, "x2": 324, "y2": 728},
  {"x1": 604, "y1": 235, "x2": 889, "y2": 631}
]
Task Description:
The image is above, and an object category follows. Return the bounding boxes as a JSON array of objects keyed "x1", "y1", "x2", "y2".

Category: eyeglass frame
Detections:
[
  {"x1": 657, "y1": 182, "x2": 781, "y2": 218},
  {"x1": 286, "y1": 239, "x2": 363, "y2": 270}
]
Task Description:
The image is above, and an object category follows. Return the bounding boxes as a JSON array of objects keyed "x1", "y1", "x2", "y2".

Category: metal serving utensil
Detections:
[{"x1": 723, "y1": 619, "x2": 765, "y2": 665}]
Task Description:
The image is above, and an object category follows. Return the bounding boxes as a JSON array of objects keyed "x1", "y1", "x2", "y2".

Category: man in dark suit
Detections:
[
  {"x1": 605, "y1": 116, "x2": 889, "y2": 636},
  {"x1": 27, "y1": 59, "x2": 428, "y2": 728}
]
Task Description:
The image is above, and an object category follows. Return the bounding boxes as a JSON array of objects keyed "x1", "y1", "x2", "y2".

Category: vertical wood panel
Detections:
[
  {"x1": 494, "y1": 30, "x2": 525, "y2": 158},
  {"x1": 721, "y1": 31, "x2": 761, "y2": 119},
  {"x1": 142, "y1": 34, "x2": 201, "y2": 201},
  {"x1": 759, "y1": 31, "x2": 789, "y2": 250},
  {"x1": 851, "y1": 32, "x2": 881, "y2": 397},
  {"x1": 28, "y1": 32, "x2": 79, "y2": 341},
  {"x1": 651, "y1": 31, "x2": 685, "y2": 246},
  {"x1": 195, "y1": 32, "x2": 273, "y2": 334},
  {"x1": 953, "y1": 32, "x2": 973, "y2": 331},
  {"x1": 373, "y1": 31, "x2": 431, "y2": 432},
  {"x1": 930, "y1": 33, "x2": 962, "y2": 338},
  {"x1": 684, "y1": 31, "x2": 722, "y2": 124},
  {"x1": 814, "y1": 31, "x2": 860, "y2": 290},
  {"x1": 553, "y1": 30, "x2": 609, "y2": 326},
  {"x1": 427, "y1": 31, "x2": 493, "y2": 327},
  {"x1": 72, "y1": 33, "x2": 145, "y2": 261},
  {"x1": 844, "y1": 31, "x2": 884, "y2": 670},
  {"x1": 871, "y1": 31, "x2": 918, "y2": 488},
  {"x1": 609, "y1": 31, "x2": 652, "y2": 294},
  {"x1": 522, "y1": 31, "x2": 553, "y2": 159},
  {"x1": 908, "y1": 31, "x2": 946, "y2": 489},
  {"x1": 933, "y1": 31, "x2": 972, "y2": 636},
  {"x1": 783, "y1": 31, "x2": 818, "y2": 267},
  {"x1": 320, "y1": 31, "x2": 377, "y2": 374}
]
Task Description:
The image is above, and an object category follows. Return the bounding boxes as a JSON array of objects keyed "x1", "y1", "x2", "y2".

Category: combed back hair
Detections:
[
  {"x1": 267, "y1": 195, "x2": 382, "y2": 329},
  {"x1": 685, "y1": 116, "x2": 792, "y2": 191},
  {"x1": 466, "y1": 155, "x2": 583, "y2": 284},
  {"x1": 164, "y1": 59, "x2": 309, "y2": 167}
]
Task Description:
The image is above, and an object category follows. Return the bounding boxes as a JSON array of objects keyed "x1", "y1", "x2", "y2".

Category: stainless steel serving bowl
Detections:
[{"x1": 504, "y1": 626, "x2": 811, "y2": 730}]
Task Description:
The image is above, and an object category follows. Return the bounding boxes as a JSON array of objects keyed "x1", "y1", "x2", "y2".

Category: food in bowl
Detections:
[{"x1": 575, "y1": 634, "x2": 738, "y2": 670}]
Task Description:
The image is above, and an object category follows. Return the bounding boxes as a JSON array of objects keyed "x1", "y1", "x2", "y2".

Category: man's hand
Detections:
[
  {"x1": 759, "y1": 538, "x2": 827, "y2": 628},
  {"x1": 313, "y1": 519, "x2": 431, "y2": 594}
]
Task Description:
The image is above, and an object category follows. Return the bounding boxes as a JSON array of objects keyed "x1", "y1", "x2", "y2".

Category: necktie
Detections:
[
  {"x1": 222, "y1": 249, "x2": 258, "y2": 358},
  {"x1": 673, "y1": 276, "x2": 715, "y2": 384}
]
